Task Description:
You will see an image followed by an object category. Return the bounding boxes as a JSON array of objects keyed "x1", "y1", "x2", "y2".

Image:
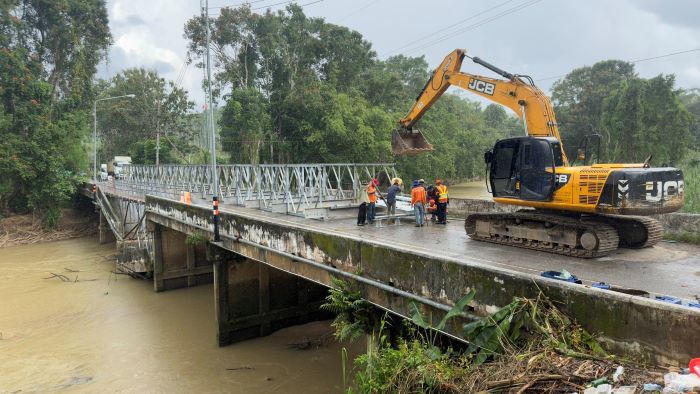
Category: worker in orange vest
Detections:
[
  {"x1": 435, "y1": 179, "x2": 449, "y2": 224},
  {"x1": 366, "y1": 178, "x2": 379, "y2": 224},
  {"x1": 411, "y1": 179, "x2": 427, "y2": 227}
]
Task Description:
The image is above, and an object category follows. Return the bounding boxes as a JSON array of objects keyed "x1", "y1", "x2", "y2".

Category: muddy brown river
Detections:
[{"x1": 0, "y1": 237, "x2": 363, "y2": 393}]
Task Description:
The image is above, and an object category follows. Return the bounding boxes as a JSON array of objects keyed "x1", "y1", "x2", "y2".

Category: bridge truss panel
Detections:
[{"x1": 116, "y1": 163, "x2": 397, "y2": 218}]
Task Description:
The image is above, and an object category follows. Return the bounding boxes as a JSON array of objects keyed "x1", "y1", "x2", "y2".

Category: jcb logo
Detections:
[
  {"x1": 645, "y1": 180, "x2": 684, "y2": 202},
  {"x1": 468, "y1": 79, "x2": 495, "y2": 96},
  {"x1": 556, "y1": 174, "x2": 568, "y2": 184}
]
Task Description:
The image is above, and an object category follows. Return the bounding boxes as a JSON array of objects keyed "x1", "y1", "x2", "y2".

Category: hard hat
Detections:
[
  {"x1": 391, "y1": 177, "x2": 403, "y2": 185},
  {"x1": 418, "y1": 178, "x2": 425, "y2": 184},
  {"x1": 372, "y1": 178, "x2": 379, "y2": 186}
]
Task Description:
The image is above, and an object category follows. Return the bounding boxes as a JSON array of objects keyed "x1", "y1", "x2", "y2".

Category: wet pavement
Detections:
[{"x1": 218, "y1": 204, "x2": 700, "y2": 301}]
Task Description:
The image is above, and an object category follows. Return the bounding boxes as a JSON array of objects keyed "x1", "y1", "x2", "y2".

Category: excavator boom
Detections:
[{"x1": 393, "y1": 49, "x2": 567, "y2": 164}]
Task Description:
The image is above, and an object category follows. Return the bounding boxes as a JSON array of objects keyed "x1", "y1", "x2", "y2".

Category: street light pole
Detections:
[
  {"x1": 92, "y1": 94, "x2": 136, "y2": 181},
  {"x1": 204, "y1": 0, "x2": 221, "y2": 241}
]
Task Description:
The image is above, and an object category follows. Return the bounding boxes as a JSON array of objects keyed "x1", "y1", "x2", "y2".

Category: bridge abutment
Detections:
[
  {"x1": 151, "y1": 224, "x2": 213, "y2": 291},
  {"x1": 210, "y1": 244, "x2": 328, "y2": 347}
]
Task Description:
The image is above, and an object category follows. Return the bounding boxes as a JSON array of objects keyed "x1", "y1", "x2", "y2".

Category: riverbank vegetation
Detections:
[
  {"x1": 323, "y1": 279, "x2": 665, "y2": 393},
  {"x1": 2, "y1": 2, "x2": 700, "y2": 226}
]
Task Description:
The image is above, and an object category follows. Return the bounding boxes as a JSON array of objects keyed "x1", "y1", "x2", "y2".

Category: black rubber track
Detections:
[{"x1": 465, "y1": 211, "x2": 620, "y2": 258}]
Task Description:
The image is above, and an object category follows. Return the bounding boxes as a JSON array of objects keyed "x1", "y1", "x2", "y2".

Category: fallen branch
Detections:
[
  {"x1": 226, "y1": 366, "x2": 254, "y2": 371},
  {"x1": 43, "y1": 273, "x2": 71, "y2": 282}
]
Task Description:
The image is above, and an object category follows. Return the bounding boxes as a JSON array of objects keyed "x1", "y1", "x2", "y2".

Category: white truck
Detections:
[{"x1": 107, "y1": 156, "x2": 132, "y2": 180}]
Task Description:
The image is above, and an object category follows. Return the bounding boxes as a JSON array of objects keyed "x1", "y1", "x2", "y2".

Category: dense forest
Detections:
[{"x1": 1, "y1": 1, "x2": 700, "y2": 224}]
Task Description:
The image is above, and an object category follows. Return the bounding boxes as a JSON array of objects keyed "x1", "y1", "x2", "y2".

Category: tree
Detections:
[
  {"x1": 680, "y1": 88, "x2": 700, "y2": 147},
  {"x1": 0, "y1": 48, "x2": 89, "y2": 223},
  {"x1": 0, "y1": 0, "x2": 110, "y2": 224},
  {"x1": 0, "y1": 0, "x2": 112, "y2": 104},
  {"x1": 601, "y1": 75, "x2": 691, "y2": 165},
  {"x1": 551, "y1": 60, "x2": 636, "y2": 149},
  {"x1": 96, "y1": 68, "x2": 196, "y2": 164},
  {"x1": 220, "y1": 88, "x2": 271, "y2": 164}
]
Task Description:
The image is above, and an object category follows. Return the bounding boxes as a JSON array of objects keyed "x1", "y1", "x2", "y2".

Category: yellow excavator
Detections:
[{"x1": 394, "y1": 49, "x2": 684, "y2": 257}]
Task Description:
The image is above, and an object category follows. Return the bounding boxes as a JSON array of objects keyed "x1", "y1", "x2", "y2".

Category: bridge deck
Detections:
[{"x1": 217, "y1": 202, "x2": 700, "y2": 301}]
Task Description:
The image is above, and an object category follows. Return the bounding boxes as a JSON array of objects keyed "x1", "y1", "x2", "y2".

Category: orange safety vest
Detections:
[
  {"x1": 367, "y1": 185, "x2": 377, "y2": 203},
  {"x1": 437, "y1": 184, "x2": 448, "y2": 202}
]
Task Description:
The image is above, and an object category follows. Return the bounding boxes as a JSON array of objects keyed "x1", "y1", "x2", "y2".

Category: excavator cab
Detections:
[
  {"x1": 391, "y1": 128, "x2": 434, "y2": 155},
  {"x1": 486, "y1": 137, "x2": 560, "y2": 202}
]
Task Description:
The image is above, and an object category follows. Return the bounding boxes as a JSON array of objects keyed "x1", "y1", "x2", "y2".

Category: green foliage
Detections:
[
  {"x1": 0, "y1": 48, "x2": 89, "y2": 224},
  {"x1": 347, "y1": 292, "x2": 607, "y2": 393},
  {"x1": 601, "y1": 75, "x2": 692, "y2": 165},
  {"x1": 0, "y1": 1, "x2": 109, "y2": 221},
  {"x1": 552, "y1": 60, "x2": 637, "y2": 150},
  {"x1": 352, "y1": 338, "x2": 460, "y2": 394},
  {"x1": 185, "y1": 233, "x2": 207, "y2": 246},
  {"x1": 679, "y1": 150, "x2": 700, "y2": 213},
  {"x1": 680, "y1": 88, "x2": 700, "y2": 147},
  {"x1": 130, "y1": 139, "x2": 176, "y2": 165},
  {"x1": 185, "y1": 6, "x2": 518, "y2": 182},
  {"x1": 220, "y1": 88, "x2": 271, "y2": 164},
  {"x1": 321, "y1": 277, "x2": 378, "y2": 342},
  {"x1": 553, "y1": 60, "x2": 693, "y2": 165},
  {"x1": 95, "y1": 68, "x2": 196, "y2": 164}
]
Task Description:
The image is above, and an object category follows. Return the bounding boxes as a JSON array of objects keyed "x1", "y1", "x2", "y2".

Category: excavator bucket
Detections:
[{"x1": 391, "y1": 128, "x2": 434, "y2": 155}]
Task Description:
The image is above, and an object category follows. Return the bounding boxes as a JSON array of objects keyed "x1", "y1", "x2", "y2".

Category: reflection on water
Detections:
[
  {"x1": 449, "y1": 180, "x2": 491, "y2": 199},
  {"x1": 0, "y1": 237, "x2": 362, "y2": 393}
]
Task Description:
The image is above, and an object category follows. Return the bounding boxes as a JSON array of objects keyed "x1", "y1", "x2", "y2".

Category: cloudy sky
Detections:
[{"x1": 100, "y1": 0, "x2": 700, "y2": 109}]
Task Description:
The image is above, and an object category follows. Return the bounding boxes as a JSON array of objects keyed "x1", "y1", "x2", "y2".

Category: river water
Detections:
[
  {"x1": 449, "y1": 180, "x2": 491, "y2": 199},
  {"x1": 0, "y1": 237, "x2": 363, "y2": 393}
]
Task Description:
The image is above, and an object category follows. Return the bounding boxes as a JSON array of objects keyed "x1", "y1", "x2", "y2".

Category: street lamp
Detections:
[{"x1": 93, "y1": 94, "x2": 136, "y2": 181}]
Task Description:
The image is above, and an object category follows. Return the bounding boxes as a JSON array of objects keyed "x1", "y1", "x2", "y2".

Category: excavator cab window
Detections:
[{"x1": 489, "y1": 137, "x2": 556, "y2": 201}]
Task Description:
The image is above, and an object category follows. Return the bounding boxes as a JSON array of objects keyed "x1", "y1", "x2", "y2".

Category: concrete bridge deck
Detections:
[{"x1": 216, "y1": 203, "x2": 700, "y2": 301}]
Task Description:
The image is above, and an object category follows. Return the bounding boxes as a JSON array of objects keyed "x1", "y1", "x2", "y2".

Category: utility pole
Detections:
[
  {"x1": 204, "y1": 0, "x2": 220, "y2": 241},
  {"x1": 155, "y1": 99, "x2": 161, "y2": 166}
]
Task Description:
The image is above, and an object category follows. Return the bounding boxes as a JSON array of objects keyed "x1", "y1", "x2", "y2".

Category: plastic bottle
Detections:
[{"x1": 613, "y1": 365, "x2": 625, "y2": 382}]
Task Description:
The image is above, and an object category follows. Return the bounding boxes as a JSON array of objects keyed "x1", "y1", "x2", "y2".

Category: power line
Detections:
[
  {"x1": 384, "y1": 0, "x2": 517, "y2": 56},
  {"x1": 535, "y1": 47, "x2": 700, "y2": 82},
  {"x1": 401, "y1": 0, "x2": 544, "y2": 56},
  {"x1": 209, "y1": 0, "x2": 269, "y2": 10},
  {"x1": 337, "y1": 0, "x2": 379, "y2": 23},
  {"x1": 252, "y1": 0, "x2": 324, "y2": 11},
  {"x1": 208, "y1": 0, "x2": 325, "y2": 14}
]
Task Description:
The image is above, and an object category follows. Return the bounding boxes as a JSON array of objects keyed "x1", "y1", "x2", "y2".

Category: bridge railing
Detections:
[{"x1": 116, "y1": 163, "x2": 397, "y2": 215}]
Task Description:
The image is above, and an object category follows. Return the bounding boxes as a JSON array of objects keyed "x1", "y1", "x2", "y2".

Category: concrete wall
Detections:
[
  {"x1": 145, "y1": 196, "x2": 700, "y2": 366},
  {"x1": 653, "y1": 212, "x2": 700, "y2": 234}
]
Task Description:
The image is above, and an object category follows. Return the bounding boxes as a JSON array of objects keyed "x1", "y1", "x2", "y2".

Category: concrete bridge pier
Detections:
[
  {"x1": 150, "y1": 224, "x2": 213, "y2": 291},
  {"x1": 98, "y1": 209, "x2": 115, "y2": 244},
  {"x1": 210, "y1": 244, "x2": 328, "y2": 346}
]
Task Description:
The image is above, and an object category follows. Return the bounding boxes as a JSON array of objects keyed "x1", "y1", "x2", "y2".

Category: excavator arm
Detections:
[{"x1": 394, "y1": 48, "x2": 568, "y2": 165}]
